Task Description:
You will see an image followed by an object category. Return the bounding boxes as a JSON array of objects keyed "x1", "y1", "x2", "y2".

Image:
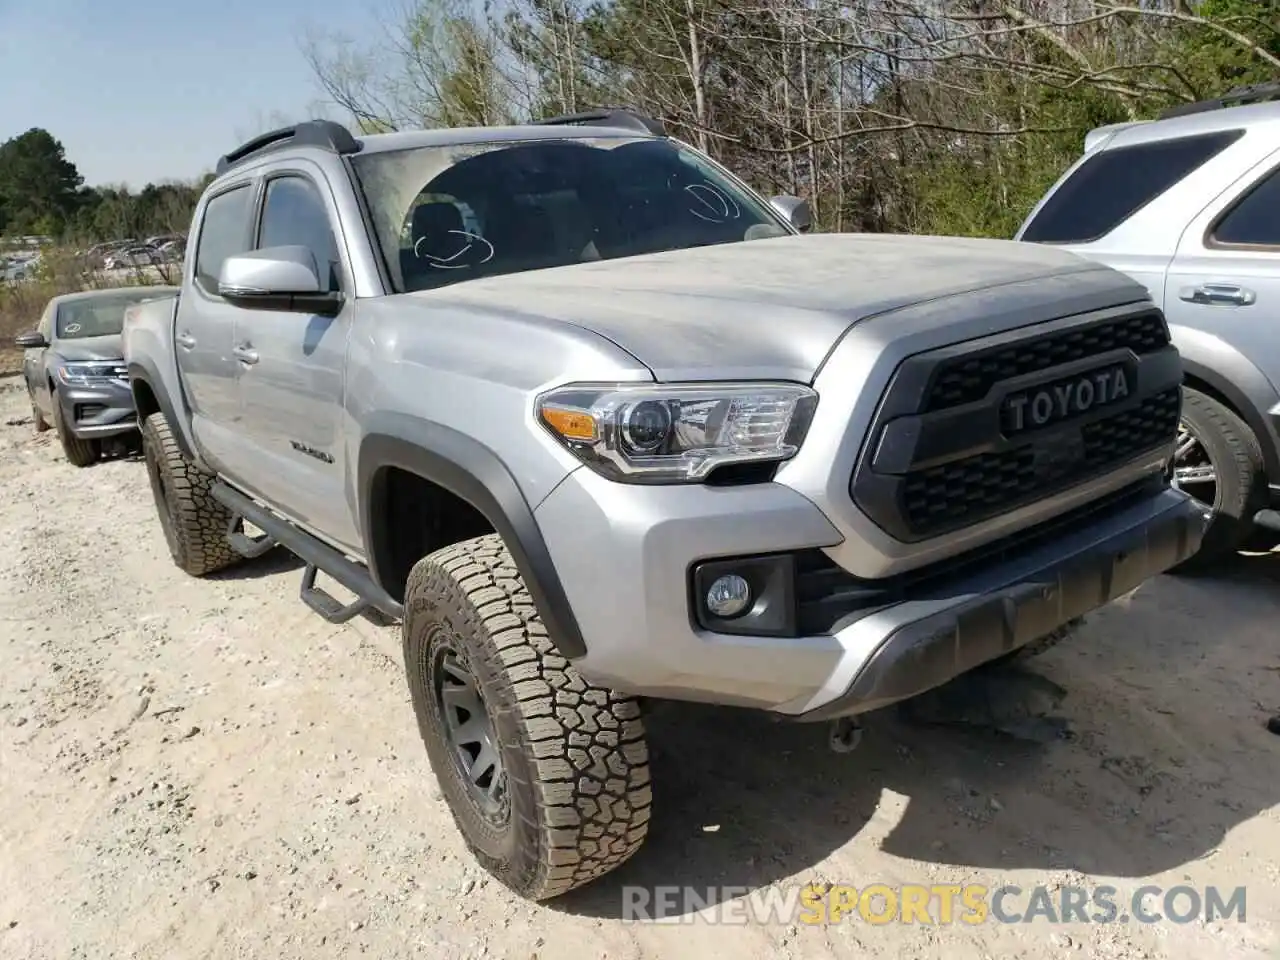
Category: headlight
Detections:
[
  {"x1": 56, "y1": 362, "x2": 121, "y2": 385},
  {"x1": 536, "y1": 382, "x2": 818, "y2": 483}
]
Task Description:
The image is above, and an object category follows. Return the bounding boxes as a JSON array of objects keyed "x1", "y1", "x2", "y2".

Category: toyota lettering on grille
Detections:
[{"x1": 1002, "y1": 364, "x2": 1131, "y2": 434}]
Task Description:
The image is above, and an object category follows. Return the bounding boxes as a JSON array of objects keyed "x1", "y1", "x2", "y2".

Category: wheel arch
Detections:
[
  {"x1": 127, "y1": 361, "x2": 197, "y2": 461},
  {"x1": 357, "y1": 415, "x2": 588, "y2": 660},
  {"x1": 1179, "y1": 356, "x2": 1280, "y2": 484}
]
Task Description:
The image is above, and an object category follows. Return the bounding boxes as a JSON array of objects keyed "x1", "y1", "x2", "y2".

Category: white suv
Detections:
[{"x1": 1017, "y1": 81, "x2": 1280, "y2": 569}]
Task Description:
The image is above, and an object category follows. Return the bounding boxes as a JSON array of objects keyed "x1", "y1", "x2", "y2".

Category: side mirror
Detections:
[
  {"x1": 14, "y1": 331, "x2": 48, "y2": 349},
  {"x1": 770, "y1": 195, "x2": 813, "y2": 233},
  {"x1": 217, "y1": 245, "x2": 343, "y2": 316}
]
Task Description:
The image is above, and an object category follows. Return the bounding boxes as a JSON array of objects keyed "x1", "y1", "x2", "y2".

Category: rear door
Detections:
[
  {"x1": 178, "y1": 180, "x2": 257, "y2": 472},
  {"x1": 1164, "y1": 149, "x2": 1280, "y2": 383},
  {"x1": 224, "y1": 163, "x2": 359, "y2": 551}
]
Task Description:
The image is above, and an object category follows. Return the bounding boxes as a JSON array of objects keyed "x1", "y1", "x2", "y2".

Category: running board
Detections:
[
  {"x1": 210, "y1": 481, "x2": 404, "y2": 623},
  {"x1": 300, "y1": 564, "x2": 369, "y2": 624},
  {"x1": 226, "y1": 516, "x2": 276, "y2": 558}
]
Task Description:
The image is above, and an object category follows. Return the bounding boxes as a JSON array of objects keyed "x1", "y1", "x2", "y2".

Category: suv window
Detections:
[
  {"x1": 1022, "y1": 130, "x2": 1244, "y2": 243},
  {"x1": 257, "y1": 176, "x2": 341, "y2": 286},
  {"x1": 1212, "y1": 164, "x2": 1280, "y2": 248},
  {"x1": 194, "y1": 185, "x2": 253, "y2": 293}
]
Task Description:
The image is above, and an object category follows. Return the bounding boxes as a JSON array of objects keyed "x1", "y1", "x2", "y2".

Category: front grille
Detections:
[
  {"x1": 923, "y1": 311, "x2": 1169, "y2": 412},
  {"x1": 900, "y1": 388, "x2": 1180, "y2": 536}
]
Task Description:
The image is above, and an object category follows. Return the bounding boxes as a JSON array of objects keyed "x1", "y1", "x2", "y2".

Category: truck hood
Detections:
[
  {"x1": 409, "y1": 232, "x2": 1126, "y2": 382},
  {"x1": 52, "y1": 334, "x2": 123, "y2": 361}
]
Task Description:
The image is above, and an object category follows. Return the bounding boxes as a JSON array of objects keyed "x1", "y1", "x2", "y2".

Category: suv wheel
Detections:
[
  {"x1": 403, "y1": 534, "x2": 652, "y2": 900},
  {"x1": 50, "y1": 391, "x2": 99, "y2": 467},
  {"x1": 1168, "y1": 387, "x2": 1266, "y2": 573},
  {"x1": 139, "y1": 411, "x2": 240, "y2": 576},
  {"x1": 30, "y1": 397, "x2": 49, "y2": 434}
]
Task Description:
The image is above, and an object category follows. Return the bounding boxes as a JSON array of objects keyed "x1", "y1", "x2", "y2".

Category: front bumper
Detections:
[
  {"x1": 535, "y1": 468, "x2": 1208, "y2": 719},
  {"x1": 56, "y1": 379, "x2": 138, "y2": 438}
]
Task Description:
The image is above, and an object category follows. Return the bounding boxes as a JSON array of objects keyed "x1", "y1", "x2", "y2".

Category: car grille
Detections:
[
  {"x1": 850, "y1": 307, "x2": 1182, "y2": 542},
  {"x1": 900, "y1": 388, "x2": 1180, "y2": 535},
  {"x1": 923, "y1": 311, "x2": 1169, "y2": 412}
]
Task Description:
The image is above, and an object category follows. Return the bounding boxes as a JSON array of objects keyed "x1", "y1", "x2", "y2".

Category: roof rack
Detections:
[
  {"x1": 1159, "y1": 80, "x2": 1280, "y2": 120},
  {"x1": 531, "y1": 107, "x2": 665, "y2": 137},
  {"x1": 215, "y1": 119, "x2": 362, "y2": 176}
]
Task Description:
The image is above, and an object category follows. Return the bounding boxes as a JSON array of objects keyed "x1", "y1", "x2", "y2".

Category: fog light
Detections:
[{"x1": 706, "y1": 574, "x2": 752, "y2": 618}]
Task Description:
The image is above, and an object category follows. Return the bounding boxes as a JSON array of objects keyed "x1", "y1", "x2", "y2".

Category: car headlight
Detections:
[
  {"x1": 57, "y1": 362, "x2": 120, "y2": 385},
  {"x1": 536, "y1": 382, "x2": 818, "y2": 483}
]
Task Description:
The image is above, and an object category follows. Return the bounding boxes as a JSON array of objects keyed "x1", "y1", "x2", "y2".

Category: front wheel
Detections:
[
  {"x1": 31, "y1": 397, "x2": 49, "y2": 434},
  {"x1": 403, "y1": 534, "x2": 652, "y2": 900},
  {"x1": 1168, "y1": 388, "x2": 1266, "y2": 574},
  {"x1": 50, "y1": 391, "x2": 99, "y2": 467}
]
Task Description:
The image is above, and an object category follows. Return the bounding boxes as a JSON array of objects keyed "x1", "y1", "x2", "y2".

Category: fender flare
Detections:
[
  {"x1": 1176, "y1": 350, "x2": 1280, "y2": 484},
  {"x1": 357, "y1": 414, "x2": 587, "y2": 660},
  {"x1": 127, "y1": 360, "x2": 197, "y2": 461}
]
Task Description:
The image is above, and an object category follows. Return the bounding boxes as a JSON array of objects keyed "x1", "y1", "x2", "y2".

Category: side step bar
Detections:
[{"x1": 210, "y1": 481, "x2": 405, "y2": 624}]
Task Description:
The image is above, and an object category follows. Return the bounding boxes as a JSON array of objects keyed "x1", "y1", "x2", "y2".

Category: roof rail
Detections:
[
  {"x1": 1159, "y1": 80, "x2": 1280, "y2": 120},
  {"x1": 215, "y1": 119, "x2": 362, "y2": 176},
  {"x1": 531, "y1": 107, "x2": 665, "y2": 136}
]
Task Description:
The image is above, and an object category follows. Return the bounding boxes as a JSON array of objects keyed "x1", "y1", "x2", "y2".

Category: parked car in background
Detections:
[
  {"x1": 15, "y1": 285, "x2": 178, "y2": 466},
  {"x1": 1016, "y1": 81, "x2": 1280, "y2": 569}
]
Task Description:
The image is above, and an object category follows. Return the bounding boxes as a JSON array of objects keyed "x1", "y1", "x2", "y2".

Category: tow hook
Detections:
[{"x1": 827, "y1": 717, "x2": 863, "y2": 753}]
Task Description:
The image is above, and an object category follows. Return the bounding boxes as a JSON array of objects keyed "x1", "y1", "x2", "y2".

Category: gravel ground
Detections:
[{"x1": 0, "y1": 373, "x2": 1277, "y2": 960}]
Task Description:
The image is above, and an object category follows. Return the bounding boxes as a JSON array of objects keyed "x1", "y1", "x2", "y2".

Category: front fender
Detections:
[
  {"x1": 127, "y1": 358, "x2": 200, "y2": 462},
  {"x1": 357, "y1": 413, "x2": 587, "y2": 660}
]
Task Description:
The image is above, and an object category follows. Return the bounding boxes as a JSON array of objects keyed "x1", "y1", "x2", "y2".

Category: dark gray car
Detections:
[{"x1": 16, "y1": 285, "x2": 177, "y2": 466}]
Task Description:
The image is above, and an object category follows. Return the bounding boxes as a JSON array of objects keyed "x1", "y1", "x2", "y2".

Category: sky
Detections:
[{"x1": 0, "y1": 0, "x2": 387, "y2": 189}]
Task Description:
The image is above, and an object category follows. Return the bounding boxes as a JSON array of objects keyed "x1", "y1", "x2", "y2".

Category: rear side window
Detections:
[
  {"x1": 1211, "y1": 164, "x2": 1280, "y2": 248},
  {"x1": 195, "y1": 185, "x2": 253, "y2": 293},
  {"x1": 1022, "y1": 130, "x2": 1244, "y2": 243}
]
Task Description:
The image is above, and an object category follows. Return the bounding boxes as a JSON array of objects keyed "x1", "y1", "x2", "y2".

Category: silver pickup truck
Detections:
[{"x1": 123, "y1": 111, "x2": 1207, "y2": 900}]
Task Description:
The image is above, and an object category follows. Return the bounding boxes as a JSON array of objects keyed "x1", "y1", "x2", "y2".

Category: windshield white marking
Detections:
[
  {"x1": 684, "y1": 182, "x2": 741, "y2": 223},
  {"x1": 414, "y1": 230, "x2": 495, "y2": 269}
]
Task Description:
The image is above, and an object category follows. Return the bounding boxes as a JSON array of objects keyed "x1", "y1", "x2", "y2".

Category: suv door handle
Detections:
[
  {"x1": 175, "y1": 332, "x2": 196, "y2": 349},
  {"x1": 233, "y1": 343, "x2": 260, "y2": 365},
  {"x1": 1178, "y1": 283, "x2": 1256, "y2": 306}
]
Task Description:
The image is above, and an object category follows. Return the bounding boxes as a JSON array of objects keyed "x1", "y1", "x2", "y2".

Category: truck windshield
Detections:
[
  {"x1": 350, "y1": 136, "x2": 790, "y2": 293},
  {"x1": 55, "y1": 291, "x2": 159, "y2": 339}
]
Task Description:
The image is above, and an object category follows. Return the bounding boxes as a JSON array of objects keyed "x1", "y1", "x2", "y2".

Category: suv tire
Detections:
[
  {"x1": 1169, "y1": 387, "x2": 1266, "y2": 573},
  {"x1": 403, "y1": 534, "x2": 652, "y2": 900},
  {"x1": 31, "y1": 396, "x2": 49, "y2": 434},
  {"x1": 51, "y1": 390, "x2": 99, "y2": 467},
  {"x1": 140, "y1": 411, "x2": 240, "y2": 576}
]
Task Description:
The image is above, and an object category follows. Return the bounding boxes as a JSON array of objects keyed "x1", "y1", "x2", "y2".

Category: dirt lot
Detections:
[{"x1": 0, "y1": 373, "x2": 1277, "y2": 960}]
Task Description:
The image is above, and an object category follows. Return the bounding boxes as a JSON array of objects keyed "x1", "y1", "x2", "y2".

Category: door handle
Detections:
[
  {"x1": 233, "y1": 343, "x2": 260, "y2": 365},
  {"x1": 1178, "y1": 283, "x2": 1256, "y2": 307},
  {"x1": 175, "y1": 332, "x2": 196, "y2": 349}
]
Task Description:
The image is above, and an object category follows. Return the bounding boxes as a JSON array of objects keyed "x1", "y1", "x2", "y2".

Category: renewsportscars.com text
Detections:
[{"x1": 620, "y1": 883, "x2": 1248, "y2": 926}]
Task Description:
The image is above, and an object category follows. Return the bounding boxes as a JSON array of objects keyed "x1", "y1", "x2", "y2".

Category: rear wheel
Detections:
[
  {"x1": 403, "y1": 534, "x2": 652, "y2": 900},
  {"x1": 1168, "y1": 388, "x2": 1266, "y2": 573},
  {"x1": 50, "y1": 391, "x2": 99, "y2": 467},
  {"x1": 140, "y1": 411, "x2": 240, "y2": 576}
]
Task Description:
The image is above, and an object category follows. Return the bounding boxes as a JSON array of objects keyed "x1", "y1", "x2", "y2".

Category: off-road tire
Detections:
[
  {"x1": 139, "y1": 411, "x2": 239, "y2": 577},
  {"x1": 50, "y1": 391, "x2": 99, "y2": 467},
  {"x1": 31, "y1": 397, "x2": 49, "y2": 434},
  {"x1": 1169, "y1": 388, "x2": 1266, "y2": 574},
  {"x1": 404, "y1": 534, "x2": 651, "y2": 900}
]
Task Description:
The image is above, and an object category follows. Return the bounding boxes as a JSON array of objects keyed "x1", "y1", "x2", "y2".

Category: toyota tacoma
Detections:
[{"x1": 123, "y1": 112, "x2": 1207, "y2": 900}]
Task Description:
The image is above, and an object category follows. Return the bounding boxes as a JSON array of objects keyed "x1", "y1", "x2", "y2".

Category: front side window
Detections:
[
  {"x1": 1022, "y1": 130, "x2": 1244, "y2": 244},
  {"x1": 351, "y1": 137, "x2": 790, "y2": 293},
  {"x1": 194, "y1": 185, "x2": 253, "y2": 292},
  {"x1": 55, "y1": 291, "x2": 160, "y2": 339}
]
